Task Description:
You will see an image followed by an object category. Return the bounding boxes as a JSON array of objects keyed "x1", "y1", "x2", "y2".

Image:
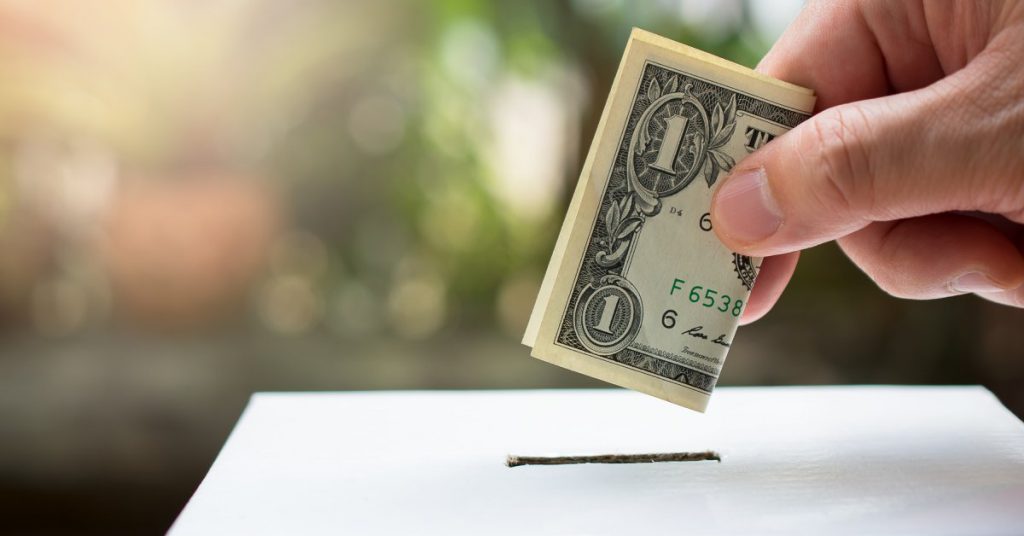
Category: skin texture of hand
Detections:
[{"x1": 710, "y1": 0, "x2": 1024, "y2": 324}]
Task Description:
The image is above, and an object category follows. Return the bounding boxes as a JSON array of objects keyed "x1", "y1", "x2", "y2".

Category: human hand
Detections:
[{"x1": 710, "y1": 1, "x2": 1024, "y2": 323}]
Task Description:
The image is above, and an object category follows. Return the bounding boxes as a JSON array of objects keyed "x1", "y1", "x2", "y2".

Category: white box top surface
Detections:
[{"x1": 170, "y1": 387, "x2": 1024, "y2": 535}]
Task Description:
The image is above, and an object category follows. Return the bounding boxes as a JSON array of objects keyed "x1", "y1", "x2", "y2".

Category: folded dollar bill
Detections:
[{"x1": 523, "y1": 29, "x2": 815, "y2": 412}]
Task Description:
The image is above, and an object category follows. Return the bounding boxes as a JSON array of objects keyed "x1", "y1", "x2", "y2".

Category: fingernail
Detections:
[
  {"x1": 714, "y1": 167, "x2": 782, "y2": 243},
  {"x1": 950, "y1": 272, "x2": 1005, "y2": 294}
]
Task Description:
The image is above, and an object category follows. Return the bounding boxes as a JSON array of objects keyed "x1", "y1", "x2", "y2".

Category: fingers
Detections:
[
  {"x1": 709, "y1": 94, "x2": 898, "y2": 256},
  {"x1": 730, "y1": 0, "x2": 941, "y2": 324},
  {"x1": 719, "y1": 1, "x2": 1024, "y2": 320},
  {"x1": 836, "y1": 214, "x2": 1024, "y2": 300},
  {"x1": 739, "y1": 252, "x2": 799, "y2": 325},
  {"x1": 977, "y1": 287, "x2": 1024, "y2": 308},
  {"x1": 970, "y1": 218, "x2": 1024, "y2": 307},
  {"x1": 758, "y1": 1, "x2": 943, "y2": 108},
  {"x1": 711, "y1": 47, "x2": 1023, "y2": 259}
]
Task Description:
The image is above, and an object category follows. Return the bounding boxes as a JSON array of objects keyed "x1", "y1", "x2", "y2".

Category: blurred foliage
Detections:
[{"x1": 0, "y1": 0, "x2": 790, "y2": 342}]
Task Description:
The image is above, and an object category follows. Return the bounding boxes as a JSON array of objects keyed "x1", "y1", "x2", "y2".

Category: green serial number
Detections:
[{"x1": 668, "y1": 278, "x2": 744, "y2": 317}]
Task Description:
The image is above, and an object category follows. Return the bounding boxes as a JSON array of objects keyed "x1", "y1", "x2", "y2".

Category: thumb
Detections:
[{"x1": 709, "y1": 60, "x2": 1018, "y2": 257}]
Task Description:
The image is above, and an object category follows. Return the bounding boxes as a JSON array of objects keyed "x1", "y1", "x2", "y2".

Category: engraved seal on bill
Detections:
[
  {"x1": 629, "y1": 82, "x2": 710, "y2": 199},
  {"x1": 732, "y1": 253, "x2": 757, "y2": 290},
  {"x1": 626, "y1": 78, "x2": 738, "y2": 217},
  {"x1": 573, "y1": 275, "x2": 643, "y2": 356}
]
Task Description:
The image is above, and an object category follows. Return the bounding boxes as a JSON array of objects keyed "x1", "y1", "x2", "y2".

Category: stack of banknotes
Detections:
[{"x1": 523, "y1": 29, "x2": 815, "y2": 412}]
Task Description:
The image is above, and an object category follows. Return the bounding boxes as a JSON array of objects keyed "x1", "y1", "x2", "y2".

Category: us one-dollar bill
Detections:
[{"x1": 523, "y1": 29, "x2": 815, "y2": 412}]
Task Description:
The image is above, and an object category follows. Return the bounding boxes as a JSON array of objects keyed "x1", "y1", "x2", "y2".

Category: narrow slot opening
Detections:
[{"x1": 506, "y1": 451, "x2": 721, "y2": 467}]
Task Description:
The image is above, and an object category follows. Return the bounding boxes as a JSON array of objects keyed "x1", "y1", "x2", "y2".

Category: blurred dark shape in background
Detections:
[{"x1": 0, "y1": 1, "x2": 1020, "y2": 533}]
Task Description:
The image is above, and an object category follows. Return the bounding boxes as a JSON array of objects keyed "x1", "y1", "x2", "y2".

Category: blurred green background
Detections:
[{"x1": 1, "y1": 0, "x2": 1021, "y2": 533}]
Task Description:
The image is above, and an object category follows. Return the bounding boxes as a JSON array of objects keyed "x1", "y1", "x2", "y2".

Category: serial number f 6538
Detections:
[{"x1": 668, "y1": 278, "x2": 744, "y2": 317}]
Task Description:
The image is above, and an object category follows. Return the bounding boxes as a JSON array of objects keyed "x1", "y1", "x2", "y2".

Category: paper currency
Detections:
[{"x1": 523, "y1": 29, "x2": 815, "y2": 412}]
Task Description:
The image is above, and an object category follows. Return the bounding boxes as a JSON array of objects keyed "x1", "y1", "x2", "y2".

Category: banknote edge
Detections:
[
  {"x1": 522, "y1": 28, "x2": 640, "y2": 348},
  {"x1": 627, "y1": 28, "x2": 814, "y2": 97},
  {"x1": 530, "y1": 345, "x2": 711, "y2": 412}
]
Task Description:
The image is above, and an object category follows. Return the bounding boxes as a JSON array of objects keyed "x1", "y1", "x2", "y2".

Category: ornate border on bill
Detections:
[{"x1": 524, "y1": 29, "x2": 815, "y2": 412}]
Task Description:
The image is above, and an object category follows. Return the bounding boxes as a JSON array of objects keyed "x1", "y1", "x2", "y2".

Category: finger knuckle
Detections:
[
  {"x1": 871, "y1": 271, "x2": 914, "y2": 299},
  {"x1": 801, "y1": 106, "x2": 877, "y2": 216},
  {"x1": 840, "y1": 226, "x2": 916, "y2": 299},
  {"x1": 862, "y1": 259, "x2": 916, "y2": 299},
  {"x1": 855, "y1": 252, "x2": 910, "y2": 298}
]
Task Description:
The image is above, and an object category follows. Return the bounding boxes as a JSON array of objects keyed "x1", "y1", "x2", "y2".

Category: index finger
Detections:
[{"x1": 758, "y1": 0, "x2": 943, "y2": 110}]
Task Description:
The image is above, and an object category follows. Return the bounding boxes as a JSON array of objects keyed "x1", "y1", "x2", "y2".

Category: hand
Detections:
[{"x1": 711, "y1": 1, "x2": 1024, "y2": 323}]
